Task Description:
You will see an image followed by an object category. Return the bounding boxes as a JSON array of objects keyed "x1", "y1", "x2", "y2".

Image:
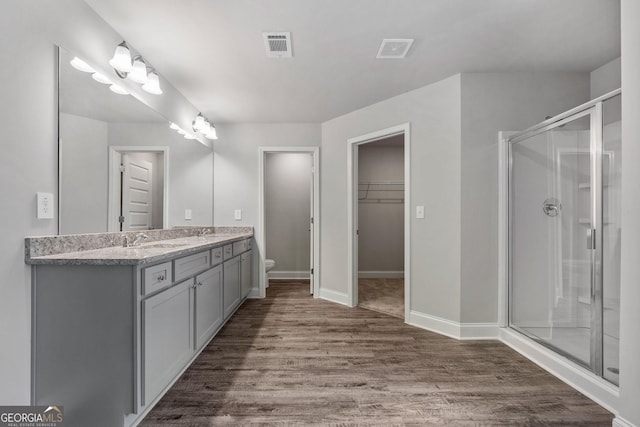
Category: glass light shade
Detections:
[
  {"x1": 141, "y1": 71, "x2": 162, "y2": 95},
  {"x1": 205, "y1": 126, "x2": 218, "y2": 140},
  {"x1": 193, "y1": 114, "x2": 207, "y2": 133},
  {"x1": 128, "y1": 58, "x2": 148, "y2": 84},
  {"x1": 184, "y1": 133, "x2": 197, "y2": 140},
  {"x1": 92, "y1": 72, "x2": 112, "y2": 84},
  {"x1": 70, "y1": 57, "x2": 95, "y2": 73},
  {"x1": 169, "y1": 122, "x2": 180, "y2": 130},
  {"x1": 109, "y1": 43, "x2": 133, "y2": 73},
  {"x1": 109, "y1": 84, "x2": 129, "y2": 95}
]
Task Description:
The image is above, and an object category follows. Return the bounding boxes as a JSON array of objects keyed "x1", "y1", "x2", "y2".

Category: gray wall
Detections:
[
  {"x1": 321, "y1": 75, "x2": 463, "y2": 320},
  {"x1": 591, "y1": 57, "x2": 621, "y2": 99},
  {"x1": 0, "y1": 0, "x2": 208, "y2": 404},
  {"x1": 459, "y1": 73, "x2": 590, "y2": 324},
  {"x1": 618, "y1": 1, "x2": 640, "y2": 424},
  {"x1": 213, "y1": 123, "x2": 321, "y2": 289},
  {"x1": 357, "y1": 144, "x2": 404, "y2": 273},
  {"x1": 265, "y1": 153, "x2": 312, "y2": 274}
]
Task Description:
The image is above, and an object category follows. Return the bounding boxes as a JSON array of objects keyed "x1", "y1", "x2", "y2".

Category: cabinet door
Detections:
[
  {"x1": 241, "y1": 250, "x2": 252, "y2": 298},
  {"x1": 195, "y1": 265, "x2": 223, "y2": 350},
  {"x1": 143, "y1": 279, "x2": 194, "y2": 405},
  {"x1": 223, "y1": 256, "x2": 241, "y2": 319}
]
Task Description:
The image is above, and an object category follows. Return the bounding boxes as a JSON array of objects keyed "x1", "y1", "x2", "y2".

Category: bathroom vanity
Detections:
[{"x1": 25, "y1": 227, "x2": 253, "y2": 427}]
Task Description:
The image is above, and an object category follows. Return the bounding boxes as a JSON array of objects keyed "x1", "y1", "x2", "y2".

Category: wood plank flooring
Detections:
[
  {"x1": 358, "y1": 278, "x2": 404, "y2": 318},
  {"x1": 140, "y1": 281, "x2": 613, "y2": 426}
]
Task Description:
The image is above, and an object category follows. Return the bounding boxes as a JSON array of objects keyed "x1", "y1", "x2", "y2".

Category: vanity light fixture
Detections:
[
  {"x1": 192, "y1": 113, "x2": 218, "y2": 140},
  {"x1": 70, "y1": 57, "x2": 95, "y2": 73},
  {"x1": 169, "y1": 122, "x2": 180, "y2": 130},
  {"x1": 109, "y1": 40, "x2": 162, "y2": 95}
]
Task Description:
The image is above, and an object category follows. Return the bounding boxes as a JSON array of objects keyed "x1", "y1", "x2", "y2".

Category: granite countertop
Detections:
[{"x1": 26, "y1": 231, "x2": 253, "y2": 266}]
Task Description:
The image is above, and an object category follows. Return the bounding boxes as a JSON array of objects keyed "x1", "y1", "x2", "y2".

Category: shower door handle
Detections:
[{"x1": 587, "y1": 228, "x2": 596, "y2": 250}]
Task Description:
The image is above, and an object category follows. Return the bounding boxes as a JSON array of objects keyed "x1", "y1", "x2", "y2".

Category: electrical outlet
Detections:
[
  {"x1": 37, "y1": 192, "x2": 55, "y2": 219},
  {"x1": 185, "y1": 209, "x2": 192, "y2": 220},
  {"x1": 234, "y1": 209, "x2": 242, "y2": 221}
]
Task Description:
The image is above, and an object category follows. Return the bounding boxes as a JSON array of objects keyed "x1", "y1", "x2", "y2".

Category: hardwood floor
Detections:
[
  {"x1": 358, "y1": 278, "x2": 404, "y2": 318},
  {"x1": 140, "y1": 281, "x2": 613, "y2": 426}
]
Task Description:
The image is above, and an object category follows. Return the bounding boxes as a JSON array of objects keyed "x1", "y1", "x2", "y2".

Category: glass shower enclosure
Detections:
[{"x1": 508, "y1": 91, "x2": 621, "y2": 385}]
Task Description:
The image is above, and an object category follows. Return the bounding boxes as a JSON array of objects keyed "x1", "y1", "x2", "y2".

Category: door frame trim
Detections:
[
  {"x1": 107, "y1": 146, "x2": 170, "y2": 231},
  {"x1": 346, "y1": 123, "x2": 411, "y2": 320},
  {"x1": 257, "y1": 146, "x2": 320, "y2": 298}
]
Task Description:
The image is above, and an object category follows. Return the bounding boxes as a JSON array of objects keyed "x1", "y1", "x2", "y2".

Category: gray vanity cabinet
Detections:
[
  {"x1": 195, "y1": 264, "x2": 223, "y2": 350},
  {"x1": 143, "y1": 278, "x2": 194, "y2": 405},
  {"x1": 223, "y1": 255, "x2": 241, "y2": 318},
  {"x1": 241, "y1": 250, "x2": 252, "y2": 298}
]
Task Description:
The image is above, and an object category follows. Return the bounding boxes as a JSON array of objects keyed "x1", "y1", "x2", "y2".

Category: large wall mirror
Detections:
[{"x1": 58, "y1": 46, "x2": 214, "y2": 235}]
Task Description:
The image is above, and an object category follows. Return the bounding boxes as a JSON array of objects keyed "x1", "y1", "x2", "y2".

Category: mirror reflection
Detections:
[{"x1": 58, "y1": 46, "x2": 213, "y2": 235}]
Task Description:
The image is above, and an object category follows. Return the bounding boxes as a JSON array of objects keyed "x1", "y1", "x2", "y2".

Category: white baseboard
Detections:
[
  {"x1": 268, "y1": 270, "x2": 310, "y2": 280},
  {"x1": 407, "y1": 310, "x2": 461, "y2": 339},
  {"x1": 459, "y1": 323, "x2": 500, "y2": 340},
  {"x1": 407, "y1": 310, "x2": 499, "y2": 340},
  {"x1": 319, "y1": 288, "x2": 350, "y2": 306},
  {"x1": 358, "y1": 271, "x2": 404, "y2": 279},
  {"x1": 613, "y1": 416, "x2": 637, "y2": 427},
  {"x1": 499, "y1": 328, "x2": 619, "y2": 414},
  {"x1": 247, "y1": 287, "x2": 261, "y2": 299}
]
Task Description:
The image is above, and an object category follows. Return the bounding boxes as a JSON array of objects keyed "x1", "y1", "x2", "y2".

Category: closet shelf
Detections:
[{"x1": 358, "y1": 181, "x2": 404, "y2": 203}]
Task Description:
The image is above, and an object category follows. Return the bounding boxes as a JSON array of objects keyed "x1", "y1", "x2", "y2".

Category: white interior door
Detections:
[{"x1": 122, "y1": 154, "x2": 153, "y2": 231}]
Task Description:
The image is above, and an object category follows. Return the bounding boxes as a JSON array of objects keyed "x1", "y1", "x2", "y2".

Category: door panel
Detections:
[{"x1": 122, "y1": 154, "x2": 153, "y2": 231}]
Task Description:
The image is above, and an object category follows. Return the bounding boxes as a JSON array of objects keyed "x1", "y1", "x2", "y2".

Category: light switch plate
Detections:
[
  {"x1": 184, "y1": 209, "x2": 192, "y2": 220},
  {"x1": 234, "y1": 209, "x2": 242, "y2": 221},
  {"x1": 416, "y1": 205, "x2": 425, "y2": 219},
  {"x1": 37, "y1": 192, "x2": 54, "y2": 219}
]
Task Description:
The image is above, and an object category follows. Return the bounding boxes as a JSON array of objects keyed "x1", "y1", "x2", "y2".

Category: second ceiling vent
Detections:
[
  {"x1": 376, "y1": 38, "x2": 414, "y2": 59},
  {"x1": 263, "y1": 32, "x2": 293, "y2": 58}
]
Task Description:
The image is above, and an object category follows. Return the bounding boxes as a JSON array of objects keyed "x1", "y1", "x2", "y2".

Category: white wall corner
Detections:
[
  {"x1": 407, "y1": 310, "x2": 461, "y2": 339},
  {"x1": 612, "y1": 416, "x2": 637, "y2": 427},
  {"x1": 459, "y1": 323, "x2": 500, "y2": 340},
  {"x1": 319, "y1": 288, "x2": 350, "y2": 306}
]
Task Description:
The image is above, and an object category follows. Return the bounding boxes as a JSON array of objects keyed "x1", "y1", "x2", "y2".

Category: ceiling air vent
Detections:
[
  {"x1": 376, "y1": 38, "x2": 414, "y2": 59},
  {"x1": 263, "y1": 32, "x2": 292, "y2": 58}
]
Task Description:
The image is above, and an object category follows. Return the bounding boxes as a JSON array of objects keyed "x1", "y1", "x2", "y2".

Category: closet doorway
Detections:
[
  {"x1": 258, "y1": 147, "x2": 320, "y2": 298},
  {"x1": 348, "y1": 124, "x2": 411, "y2": 320}
]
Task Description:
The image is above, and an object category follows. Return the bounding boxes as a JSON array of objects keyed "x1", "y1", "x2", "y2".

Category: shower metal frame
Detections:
[{"x1": 506, "y1": 88, "x2": 620, "y2": 380}]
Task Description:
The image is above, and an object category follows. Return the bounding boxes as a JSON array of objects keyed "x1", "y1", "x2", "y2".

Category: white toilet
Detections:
[{"x1": 265, "y1": 259, "x2": 276, "y2": 273}]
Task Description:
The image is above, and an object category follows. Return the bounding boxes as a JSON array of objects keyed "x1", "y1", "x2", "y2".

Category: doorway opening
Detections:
[
  {"x1": 108, "y1": 146, "x2": 169, "y2": 231},
  {"x1": 258, "y1": 147, "x2": 320, "y2": 299},
  {"x1": 348, "y1": 123, "x2": 411, "y2": 320}
]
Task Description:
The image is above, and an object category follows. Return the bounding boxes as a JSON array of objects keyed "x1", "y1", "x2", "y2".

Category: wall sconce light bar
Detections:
[{"x1": 109, "y1": 40, "x2": 162, "y2": 95}]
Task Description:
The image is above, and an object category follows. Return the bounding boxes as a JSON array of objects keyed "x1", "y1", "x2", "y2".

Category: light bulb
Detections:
[
  {"x1": 109, "y1": 41, "x2": 133, "y2": 73},
  {"x1": 70, "y1": 57, "x2": 95, "y2": 73},
  {"x1": 205, "y1": 126, "x2": 218, "y2": 140}
]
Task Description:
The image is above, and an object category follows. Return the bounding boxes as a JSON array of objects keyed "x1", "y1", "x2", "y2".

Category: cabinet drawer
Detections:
[
  {"x1": 232, "y1": 239, "x2": 247, "y2": 256},
  {"x1": 143, "y1": 262, "x2": 173, "y2": 295},
  {"x1": 223, "y1": 244, "x2": 233, "y2": 261},
  {"x1": 174, "y1": 250, "x2": 211, "y2": 282},
  {"x1": 211, "y1": 247, "x2": 223, "y2": 266}
]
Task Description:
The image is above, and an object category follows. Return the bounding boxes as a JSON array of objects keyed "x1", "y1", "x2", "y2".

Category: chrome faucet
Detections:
[
  {"x1": 123, "y1": 233, "x2": 149, "y2": 247},
  {"x1": 198, "y1": 228, "x2": 211, "y2": 237}
]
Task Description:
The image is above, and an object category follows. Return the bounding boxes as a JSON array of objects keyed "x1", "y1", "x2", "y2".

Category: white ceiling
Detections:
[{"x1": 83, "y1": 0, "x2": 620, "y2": 124}]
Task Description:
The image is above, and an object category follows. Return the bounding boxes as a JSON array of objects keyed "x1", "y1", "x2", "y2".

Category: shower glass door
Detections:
[{"x1": 509, "y1": 108, "x2": 601, "y2": 372}]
